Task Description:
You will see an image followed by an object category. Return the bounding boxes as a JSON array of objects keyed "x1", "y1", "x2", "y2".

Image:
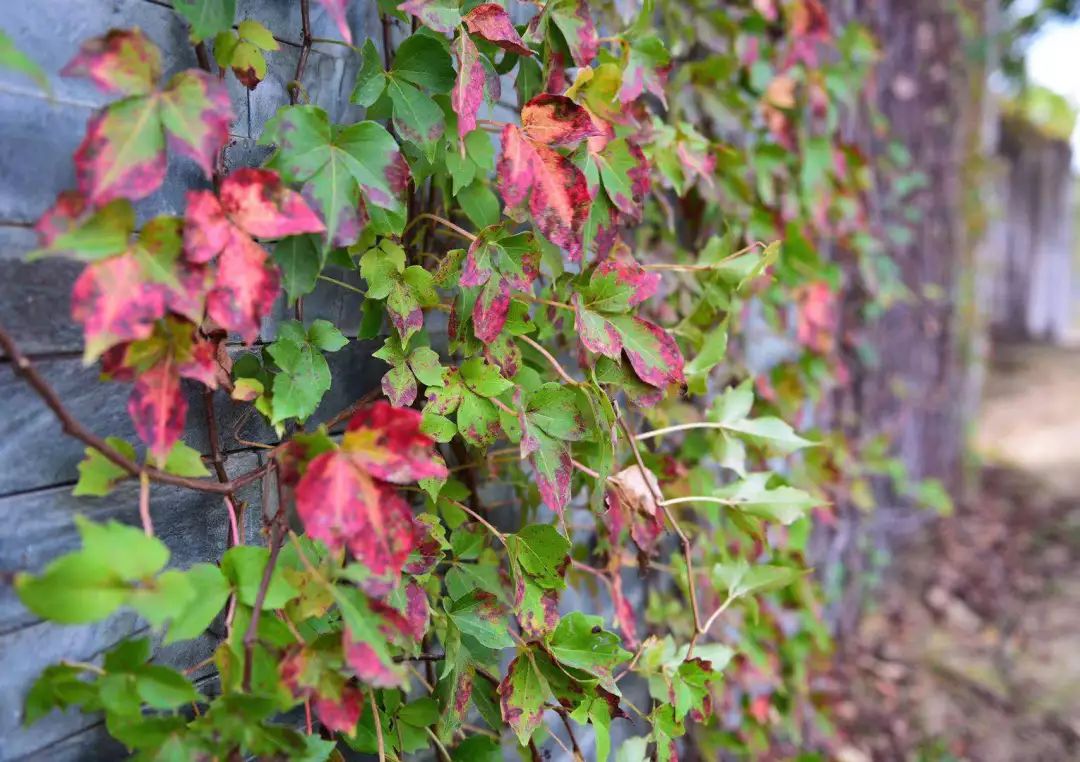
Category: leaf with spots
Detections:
[
  {"x1": 61, "y1": 28, "x2": 160, "y2": 96},
  {"x1": 497, "y1": 124, "x2": 590, "y2": 261},
  {"x1": 463, "y1": 4, "x2": 532, "y2": 56},
  {"x1": 263, "y1": 106, "x2": 409, "y2": 248},
  {"x1": 549, "y1": 0, "x2": 598, "y2": 67},
  {"x1": 341, "y1": 401, "x2": 450, "y2": 484},
  {"x1": 65, "y1": 32, "x2": 233, "y2": 203},
  {"x1": 618, "y1": 35, "x2": 670, "y2": 106},
  {"x1": 452, "y1": 33, "x2": 485, "y2": 139},
  {"x1": 460, "y1": 228, "x2": 540, "y2": 343},
  {"x1": 398, "y1": 0, "x2": 462, "y2": 34},
  {"x1": 547, "y1": 612, "x2": 630, "y2": 690},
  {"x1": 387, "y1": 77, "x2": 446, "y2": 155},
  {"x1": 521, "y1": 94, "x2": 600, "y2": 146},
  {"x1": 127, "y1": 359, "x2": 187, "y2": 462},
  {"x1": 498, "y1": 651, "x2": 549, "y2": 746}
]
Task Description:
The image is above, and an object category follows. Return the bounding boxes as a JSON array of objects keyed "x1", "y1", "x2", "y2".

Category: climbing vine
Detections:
[{"x1": 0, "y1": 0, "x2": 912, "y2": 758}]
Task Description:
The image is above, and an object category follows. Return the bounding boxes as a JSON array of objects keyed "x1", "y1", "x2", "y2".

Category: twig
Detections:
[
  {"x1": 615, "y1": 416, "x2": 703, "y2": 650},
  {"x1": 0, "y1": 324, "x2": 273, "y2": 495},
  {"x1": 138, "y1": 472, "x2": 153, "y2": 536},
  {"x1": 556, "y1": 709, "x2": 584, "y2": 759},
  {"x1": 445, "y1": 499, "x2": 506, "y2": 545},
  {"x1": 640, "y1": 241, "x2": 767, "y2": 271},
  {"x1": 699, "y1": 595, "x2": 735, "y2": 635},
  {"x1": 659, "y1": 496, "x2": 738, "y2": 508},
  {"x1": 426, "y1": 727, "x2": 452, "y2": 762},
  {"x1": 289, "y1": 0, "x2": 313, "y2": 106},
  {"x1": 519, "y1": 335, "x2": 581, "y2": 386},
  {"x1": 204, "y1": 389, "x2": 243, "y2": 545},
  {"x1": 402, "y1": 212, "x2": 476, "y2": 242},
  {"x1": 324, "y1": 388, "x2": 382, "y2": 430},
  {"x1": 523, "y1": 294, "x2": 574, "y2": 312},
  {"x1": 241, "y1": 512, "x2": 286, "y2": 692},
  {"x1": 369, "y1": 688, "x2": 387, "y2": 762},
  {"x1": 635, "y1": 421, "x2": 729, "y2": 440},
  {"x1": 317, "y1": 274, "x2": 366, "y2": 295}
]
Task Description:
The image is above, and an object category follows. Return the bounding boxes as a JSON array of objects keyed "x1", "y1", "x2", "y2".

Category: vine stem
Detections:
[
  {"x1": 289, "y1": 0, "x2": 313, "y2": 106},
  {"x1": 204, "y1": 389, "x2": 243, "y2": 545},
  {"x1": 425, "y1": 727, "x2": 452, "y2": 762},
  {"x1": 138, "y1": 472, "x2": 152, "y2": 536},
  {"x1": 369, "y1": 688, "x2": 387, "y2": 762},
  {"x1": 0, "y1": 324, "x2": 272, "y2": 495},
  {"x1": 699, "y1": 594, "x2": 736, "y2": 635},
  {"x1": 403, "y1": 212, "x2": 476, "y2": 242},
  {"x1": 241, "y1": 510, "x2": 286, "y2": 692},
  {"x1": 660, "y1": 496, "x2": 740, "y2": 507},
  {"x1": 523, "y1": 293, "x2": 574, "y2": 312},
  {"x1": 519, "y1": 335, "x2": 581, "y2": 386},
  {"x1": 446, "y1": 499, "x2": 506, "y2": 545},
  {"x1": 615, "y1": 416, "x2": 705, "y2": 653},
  {"x1": 640, "y1": 241, "x2": 768, "y2": 272},
  {"x1": 635, "y1": 421, "x2": 730, "y2": 440},
  {"x1": 317, "y1": 274, "x2": 365, "y2": 295}
]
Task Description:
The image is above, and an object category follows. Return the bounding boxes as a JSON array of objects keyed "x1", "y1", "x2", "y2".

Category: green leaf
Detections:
[
  {"x1": 24, "y1": 665, "x2": 99, "y2": 726},
  {"x1": 409, "y1": 346, "x2": 445, "y2": 386},
  {"x1": 360, "y1": 239, "x2": 406, "y2": 298},
  {"x1": 174, "y1": 0, "x2": 236, "y2": 42},
  {"x1": 711, "y1": 559, "x2": 803, "y2": 602},
  {"x1": 221, "y1": 545, "x2": 299, "y2": 609},
  {"x1": 459, "y1": 357, "x2": 512, "y2": 397},
  {"x1": 237, "y1": 19, "x2": 278, "y2": 50},
  {"x1": 499, "y1": 651, "x2": 549, "y2": 745},
  {"x1": 392, "y1": 34, "x2": 456, "y2": 92},
  {"x1": 162, "y1": 440, "x2": 210, "y2": 477},
  {"x1": 351, "y1": 39, "x2": 387, "y2": 106},
  {"x1": 16, "y1": 553, "x2": 130, "y2": 624},
  {"x1": 526, "y1": 383, "x2": 589, "y2": 440},
  {"x1": 547, "y1": 612, "x2": 630, "y2": 685},
  {"x1": 27, "y1": 199, "x2": 134, "y2": 261},
  {"x1": 456, "y1": 389, "x2": 499, "y2": 447},
  {"x1": 716, "y1": 474, "x2": 824, "y2": 524},
  {"x1": 164, "y1": 563, "x2": 231, "y2": 643},
  {"x1": 77, "y1": 516, "x2": 170, "y2": 581},
  {"x1": 274, "y1": 235, "x2": 326, "y2": 305},
  {"x1": 457, "y1": 180, "x2": 500, "y2": 227},
  {"x1": 447, "y1": 591, "x2": 514, "y2": 649},
  {"x1": 73, "y1": 437, "x2": 136, "y2": 496},
  {"x1": 506, "y1": 524, "x2": 570, "y2": 589},
  {"x1": 268, "y1": 329, "x2": 332, "y2": 424},
  {"x1": 387, "y1": 77, "x2": 445, "y2": 153},
  {"x1": 129, "y1": 569, "x2": 195, "y2": 627},
  {"x1": 307, "y1": 319, "x2": 349, "y2": 351},
  {"x1": 136, "y1": 665, "x2": 199, "y2": 709},
  {"x1": 0, "y1": 29, "x2": 50, "y2": 93}
]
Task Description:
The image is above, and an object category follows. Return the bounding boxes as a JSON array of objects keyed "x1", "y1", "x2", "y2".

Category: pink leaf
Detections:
[
  {"x1": 71, "y1": 253, "x2": 167, "y2": 362},
  {"x1": 61, "y1": 28, "x2": 161, "y2": 96},
  {"x1": 452, "y1": 33, "x2": 486, "y2": 139},
  {"x1": 315, "y1": 0, "x2": 353, "y2": 44},
  {"x1": 521, "y1": 94, "x2": 601, "y2": 146},
  {"x1": 341, "y1": 401, "x2": 450, "y2": 483}
]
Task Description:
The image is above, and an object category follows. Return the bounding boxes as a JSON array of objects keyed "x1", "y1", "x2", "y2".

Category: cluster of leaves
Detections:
[{"x1": 4, "y1": 0, "x2": 915, "y2": 759}]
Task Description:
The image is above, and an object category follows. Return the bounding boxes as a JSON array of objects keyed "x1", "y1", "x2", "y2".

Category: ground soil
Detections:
[{"x1": 834, "y1": 344, "x2": 1080, "y2": 762}]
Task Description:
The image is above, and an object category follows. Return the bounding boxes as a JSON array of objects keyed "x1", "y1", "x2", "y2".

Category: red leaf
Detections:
[
  {"x1": 315, "y1": 0, "x2": 353, "y2": 44},
  {"x1": 497, "y1": 125, "x2": 589, "y2": 261},
  {"x1": 35, "y1": 191, "x2": 89, "y2": 247},
  {"x1": 295, "y1": 451, "x2": 418, "y2": 578},
  {"x1": 344, "y1": 636, "x2": 402, "y2": 687},
  {"x1": 219, "y1": 168, "x2": 326, "y2": 240},
  {"x1": 549, "y1": 0, "x2": 598, "y2": 68},
  {"x1": 452, "y1": 33, "x2": 486, "y2": 139},
  {"x1": 71, "y1": 253, "x2": 167, "y2": 362},
  {"x1": 619, "y1": 316, "x2": 685, "y2": 389},
  {"x1": 341, "y1": 402, "x2": 450, "y2": 483},
  {"x1": 61, "y1": 29, "x2": 161, "y2": 96},
  {"x1": 521, "y1": 94, "x2": 601, "y2": 146},
  {"x1": 177, "y1": 332, "x2": 222, "y2": 388},
  {"x1": 314, "y1": 684, "x2": 364, "y2": 734},
  {"x1": 403, "y1": 582, "x2": 429, "y2": 641},
  {"x1": 595, "y1": 255, "x2": 660, "y2": 306},
  {"x1": 463, "y1": 4, "x2": 532, "y2": 56},
  {"x1": 206, "y1": 229, "x2": 280, "y2": 344},
  {"x1": 610, "y1": 574, "x2": 638, "y2": 648},
  {"x1": 128, "y1": 359, "x2": 187, "y2": 461},
  {"x1": 473, "y1": 278, "x2": 512, "y2": 344}
]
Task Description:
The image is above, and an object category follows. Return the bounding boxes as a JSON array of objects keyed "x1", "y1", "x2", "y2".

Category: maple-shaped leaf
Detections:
[
  {"x1": 549, "y1": 0, "x2": 598, "y2": 67},
  {"x1": 452, "y1": 33, "x2": 485, "y2": 140},
  {"x1": 32, "y1": 192, "x2": 134, "y2": 262},
  {"x1": 463, "y1": 4, "x2": 532, "y2": 56},
  {"x1": 65, "y1": 32, "x2": 232, "y2": 204},
  {"x1": 315, "y1": 0, "x2": 353, "y2": 44},
  {"x1": 341, "y1": 402, "x2": 449, "y2": 483},
  {"x1": 61, "y1": 28, "x2": 161, "y2": 96},
  {"x1": 572, "y1": 258, "x2": 682, "y2": 389},
  {"x1": 373, "y1": 339, "x2": 444, "y2": 408},
  {"x1": 497, "y1": 124, "x2": 590, "y2": 261},
  {"x1": 262, "y1": 106, "x2": 409, "y2": 247},
  {"x1": 499, "y1": 651, "x2": 550, "y2": 746},
  {"x1": 71, "y1": 252, "x2": 168, "y2": 363},
  {"x1": 128, "y1": 359, "x2": 187, "y2": 461},
  {"x1": 521, "y1": 94, "x2": 600, "y2": 146},
  {"x1": 184, "y1": 168, "x2": 324, "y2": 342},
  {"x1": 360, "y1": 240, "x2": 437, "y2": 343},
  {"x1": 518, "y1": 384, "x2": 590, "y2": 514},
  {"x1": 460, "y1": 228, "x2": 539, "y2": 343},
  {"x1": 398, "y1": 0, "x2": 461, "y2": 34}
]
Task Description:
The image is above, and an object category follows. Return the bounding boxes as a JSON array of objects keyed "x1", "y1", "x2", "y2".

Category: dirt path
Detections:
[{"x1": 837, "y1": 344, "x2": 1080, "y2": 761}]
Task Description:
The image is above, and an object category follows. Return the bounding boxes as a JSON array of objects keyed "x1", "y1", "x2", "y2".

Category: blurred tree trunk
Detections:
[{"x1": 821, "y1": 0, "x2": 998, "y2": 640}]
